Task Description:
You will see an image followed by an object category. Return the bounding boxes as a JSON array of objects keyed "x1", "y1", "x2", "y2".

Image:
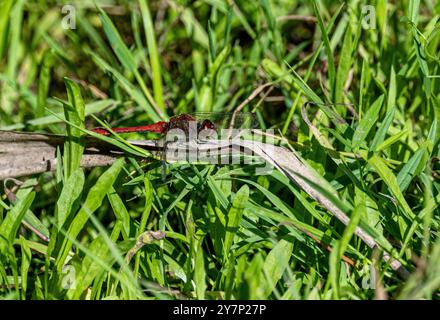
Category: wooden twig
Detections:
[{"x1": 0, "y1": 131, "x2": 150, "y2": 180}]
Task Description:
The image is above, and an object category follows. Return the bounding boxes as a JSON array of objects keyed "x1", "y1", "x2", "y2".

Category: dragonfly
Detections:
[
  {"x1": 0, "y1": 113, "x2": 257, "y2": 180},
  {"x1": 91, "y1": 112, "x2": 257, "y2": 138},
  {"x1": 91, "y1": 112, "x2": 257, "y2": 180}
]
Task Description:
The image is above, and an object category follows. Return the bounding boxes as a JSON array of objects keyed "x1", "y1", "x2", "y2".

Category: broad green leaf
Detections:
[
  {"x1": 56, "y1": 168, "x2": 84, "y2": 227},
  {"x1": 0, "y1": 192, "x2": 35, "y2": 251},
  {"x1": 262, "y1": 239, "x2": 293, "y2": 298},
  {"x1": 195, "y1": 242, "x2": 207, "y2": 300},
  {"x1": 14, "y1": 181, "x2": 50, "y2": 241},
  {"x1": 68, "y1": 235, "x2": 113, "y2": 299},
  {"x1": 223, "y1": 185, "x2": 249, "y2": 259},
  {"x1": 56, "y1": 158, "x2": 125, "y2": 271},
  {"x1": 242, "y1": 253, "x2": 265, "y2": 299}
]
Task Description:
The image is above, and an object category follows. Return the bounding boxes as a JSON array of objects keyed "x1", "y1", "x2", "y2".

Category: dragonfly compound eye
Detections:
[{"x1": 198, "y1": 120, "x2": 216, "y2": 132}]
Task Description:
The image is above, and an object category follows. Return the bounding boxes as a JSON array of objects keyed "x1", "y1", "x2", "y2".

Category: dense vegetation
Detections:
[{"x1": 0, "y1": 0, "x2": 439, "y2": 299}]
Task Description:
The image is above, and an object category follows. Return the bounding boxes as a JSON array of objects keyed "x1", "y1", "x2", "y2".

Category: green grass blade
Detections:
[
  {"x1": 223, "y1": 185, "x2": 249, "y2": 260},
  {"x1": 0, "y1": 0, "x2": 13, "y2": 59},
  {"x1": 62, "y1": 78, "x2": 86, "y2": 179},
  {"x1": 262, "y1": 239, "x2": 293, "y2": 298},
  {"x1": 55, "y1": 158, "x2": 125, "y2": 272},
  {"x1": 352, "y1": 95, "x2": 384, "y2": 149},
  {"x1": 37, "y1": 50, "x2": 54, "y2": 117},
  {"x1": 56, "y1": 168, "x2": 84, "y2": 228},
  {"x1": 138, "y1": 0, "x2": 165, "y2": 111},
  {"x1": 0, "y1": 192, "x2": 35, "y2": 251},
  {"x1": 97, "y1": 5, "x2": 164, "y2": 118},
  {"x1": 107, "y1": 187, "x2": 131, "y2": 239},
  {"x1": 312, "y1": 0, "x2": 336, "y2": 100},
  {"x1": 334, "y1": 22, "x2": 353, "y2": 104},
  {"x1": 363, "y1": 152, "x2": 415, "y2": 222},
  {"x1": 195, "y1": 242, "x2": 207, "y2": 299},
  {"x1": 370, "y1": 107, "x2": 395, "y2": 151}
]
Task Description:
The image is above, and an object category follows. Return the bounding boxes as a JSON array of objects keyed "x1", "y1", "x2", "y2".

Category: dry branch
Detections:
[{"x1": 0, "y1": 131, "x2": 122, "y2": 179}]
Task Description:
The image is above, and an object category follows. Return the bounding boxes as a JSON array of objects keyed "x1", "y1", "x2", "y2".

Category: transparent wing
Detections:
[{"x1": 188, "y1": 112, "x2": 257, "y2": 129}]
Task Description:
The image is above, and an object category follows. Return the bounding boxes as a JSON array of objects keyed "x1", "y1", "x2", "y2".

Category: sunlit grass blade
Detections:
[
  {"x1": 0, "y1": 192, "x2": 35, "y2": 251},
  {"x1": 55, "y1": 158, "x2": 126, "y2": 272},
  {"x1": 138, "y1": 0, "x2": 165, "y2": 111},
  {"x1": 97, "y1": 5, "x2": 165, "y2": 118},
  {"x1": 62, "y1": 78, "x2": 86, "y2": 179}
]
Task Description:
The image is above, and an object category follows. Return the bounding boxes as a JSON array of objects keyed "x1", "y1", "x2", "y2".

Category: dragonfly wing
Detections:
[{"x1": 188, "y1": 112, "x2": 257, "y2": 129}]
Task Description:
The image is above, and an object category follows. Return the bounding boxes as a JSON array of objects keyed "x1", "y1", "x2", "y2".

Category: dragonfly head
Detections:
[{"x1": 198, "y1": 119, "x2": 216, "y2": 132}]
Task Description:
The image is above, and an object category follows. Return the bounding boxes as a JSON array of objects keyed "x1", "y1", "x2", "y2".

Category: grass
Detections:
[{"x1": 0, "y1": 0, "x2": 439, "y2": 300}]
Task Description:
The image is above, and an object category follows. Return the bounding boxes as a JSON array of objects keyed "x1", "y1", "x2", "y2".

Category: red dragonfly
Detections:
[
  {"x1": 91, "y1": 112, "x2": 256, "y2": 180},
  {"x1": 0, "y1": 113, "x2": 256, "y2": 180},
  {"x1": 91, "y1": 112, "x2": 256, "y2": 137}
]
